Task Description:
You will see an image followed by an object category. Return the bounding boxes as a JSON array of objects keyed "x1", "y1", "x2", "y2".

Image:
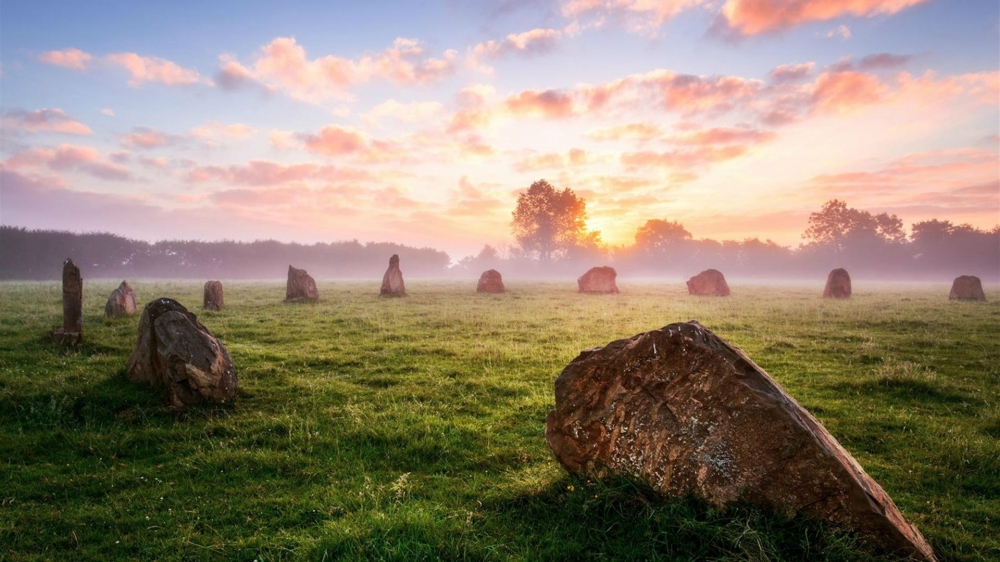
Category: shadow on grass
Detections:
[
  {"x1": 825, "y1": 378, "x2": 980, "y2": 409},
  {"x1": 309, "y1": 477, "x2": 892, "y2": 562}
]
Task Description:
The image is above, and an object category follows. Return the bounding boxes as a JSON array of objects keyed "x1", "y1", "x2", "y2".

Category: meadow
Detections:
[{"x1": 0, "y1": 279, "x2": 997, "y2": 561}]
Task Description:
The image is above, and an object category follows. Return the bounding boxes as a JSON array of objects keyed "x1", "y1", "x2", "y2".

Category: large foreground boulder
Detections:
[
  {"x1": 578, "y1": 266, "x2": 619, "y2": 294},
  {"x1": 54, "y1": 258, "x2": 82, "y2": 345},
  {"x1": 125, "y1": 298, "x2": 237, "y2": 409},
  {"x1": 823, "y1": 268, "x2": 852, "y2": 299},
  {"x1": 105, "y1": 280, "x2": 137, "y2": 317},
  {"x1": 949, "y1": 275, "x2": 986, "y2": 301},
  {"x1": 686, "y1": 269, "x2": 730, "y2": 296},
  {"x1": 285, "y1": 265, "x2": 318, "y2": 302},
  {"x1": 380, "y1": 254, "x2": 406, "y2": 297},
  {"x1": 203, "y1": 280, "x2": 224, "y2": 311},
  {"x1": 545, "y1": 321, "x2": 936, "y2": 561},
  {"x1": 477, "y1": 269, "x2": 505, "y2": 293}
]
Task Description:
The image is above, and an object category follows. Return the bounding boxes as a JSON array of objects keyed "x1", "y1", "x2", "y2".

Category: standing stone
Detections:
[
  {"x1": 477, "y1": 269, "x2": 505, "y2": 293},
  {"x1": 380, "y1": 254, "x2": 406, "y2": 297},
  {"x1": 285, "y1": 265, "x2": 318, "y2": 302},
  {"x1": 125, "y1": 298, "x2": 237, "y2": 409},
  {"x1": 949, "y1": 275, "x2": 986, "y2": 301},
  {"x1": 686, "y1": 269, "x2": 730, "y2": 296},
  {"x1": 823, "y1": 268, "x2": 852, "y2": 299},
  {"x1": 578, "y1": 266, "x2": 619, "y2": 294},
  {"x1": 545, "y1": 321, "x2": 937, "y2": 562},
  {"x1": 203, "y1": 280, "x2": 224, "y2": 311},
  {"x1": 54, "y1": 258, "x2": 82, "y2": 345},
  {"x1": 105, "y1": 280, "x2": 138, "y2": 317}
]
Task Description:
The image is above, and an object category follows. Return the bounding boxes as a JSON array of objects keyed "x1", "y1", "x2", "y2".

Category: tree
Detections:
[
  {"x1": 634, "y1": 219, "x2": 692, "y2": 257},
  {"x1": 511, "y1": 179, "x2": 589, "y2": 262},
  {"x1": 804, "y1": 199, "x2": 905, "y2": 252}
]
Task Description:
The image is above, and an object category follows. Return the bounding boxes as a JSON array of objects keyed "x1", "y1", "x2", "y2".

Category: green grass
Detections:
[{"x1": 1, "y1": 279, "x2": 997, "y2": 561}]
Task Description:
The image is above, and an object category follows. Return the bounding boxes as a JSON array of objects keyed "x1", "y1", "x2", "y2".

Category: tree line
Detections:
[
  {"x1": 2, "y1": 179, "x2": 997, "y2": 281},
  {"x1": 456, "y1": 180, "x2": 999, "y2": 281},
  {"x1": 0, "y1": 227, "x2": 450, "y2": 280}
]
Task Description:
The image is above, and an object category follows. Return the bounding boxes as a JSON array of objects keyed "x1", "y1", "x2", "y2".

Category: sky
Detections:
[{"x1": 1, "y1": 0, "x2": 998, "y2": 260}]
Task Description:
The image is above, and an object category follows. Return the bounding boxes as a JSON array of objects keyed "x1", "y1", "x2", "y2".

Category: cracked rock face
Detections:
[
  {"x1": 477, "y1": 269, "x2": 505, "y2": 293},
  {"x1": 545, "y1": 321, "x2": 936, "y2": 561},
  {"x1": 686, "y1": 269, "x2": 730, "y2": 296},
  {"x1": 823, "y1": 268, "x2": 852, "y2": 299},
  {"x1": 578, "y1": 266, "x2": 619, "y2": 294},
  {"x1": 380, "y1": 254, "x2": 406, "y2": 297},
  {"x1": 949, "y1": 275, "x2": 985, "y2": 301},
  {"x1": 285, "y1": 265, "x2": 318, "y2": 302},
  {"x1": 105, "y1": 280, "x2": 138, "y2": 317},
  {"x1": 125, "y1": 298, "x2": 237, "y2": 409}
]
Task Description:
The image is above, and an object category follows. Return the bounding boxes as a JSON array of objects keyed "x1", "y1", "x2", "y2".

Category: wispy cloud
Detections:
[
  {"x1": 38, "y1": 48, "x2": 92, "y2": 70},
  {"x1": 1, "y1": 108, "x2": 92, "y2": 135},
  {"x1": 106, "y1": 52, "x2": 204, "y2": 86}
]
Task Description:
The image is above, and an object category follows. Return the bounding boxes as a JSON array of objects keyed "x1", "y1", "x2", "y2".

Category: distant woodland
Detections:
[
  {"x1": 0, "y1": 227, "x2": 451, "y2": 280},
  {"x1": 2, "y1": 214, "x2": 996, "y2": 282}
]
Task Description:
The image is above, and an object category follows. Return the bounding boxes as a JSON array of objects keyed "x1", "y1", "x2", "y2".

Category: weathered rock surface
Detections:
[
  {"x1": 203, "y1": 280, "x2": 224, "y2": 311},
  {"x1": 105, "y1": 280, "x2": 138, "y2": 317},
  {"x1": 823, "y1": 268, "x2": 852, "y2": 299},
  {"x1": 54, "y1": 258, "x2": 82, "y2": 345},
  {"x1": 125, "y1": 298, "x2": 237, "y2": 409},
  {"x1": 285, "y1": 265, "x2": 318, "y2": 302},
  {"x1": 949, "y1": 275, "x2": 986, "y2": 301},
  {"x1": 380, "y1": 254, "x2": 406, "y2": 297},
  {"x1": 686, "y1": 269, "x2": 730, "y2": 296},
  {"x1": 545, "y1": 321, "x2": 937, "y2": 561},
  {"x1": 578, "y1": 266, "x2": 619, "y2": 294},
  {"x1": 477, "y1": 269, "x2": 505, "y2": 293}
]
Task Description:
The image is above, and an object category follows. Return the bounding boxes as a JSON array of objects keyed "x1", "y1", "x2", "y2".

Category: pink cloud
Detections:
[
  {"x1": 650, "y1": 71, "x2": 763, "y2": 115},
  {"x1": 505, "y1": 89, "x2": 576, "y2": 118},
  {"x1": 805, "y1": 148, "x2": 1000, "y2": 226},
  {"x1": 720, "y1": 0, "x2": 932, "y2": 36},
  {"x1": 187, "y1": 160, "x2": 373, "y2": 187},
  {"x1": 811, "y1": 70, "x2": 888, "y2": 113},
  {"x1": 3, "y1": 144, "x2": 131, "y2": 181},
  {"x1": 302, "y1": 125, "x2": 368, "y2": 156},
  {"x1": 38, "y1": 48, "x2": 92, "y2": 70},
  {"x1": 215, "y1": 54, "x2": 258, "y2": 90},
  {"x1": 190, "y1": 121, "x2": 258, "y2": 140},
  {"x1": 122, "y1": 127, "x2": 172, "y2": 149},
  {"x1": 228, "y1": 37, "x2": 457, "y2": 103},
  {"x1": 106, "y1": 52, "x2": 202, "y2": 86},
  {"x1": 588, "y1": 123, "x2": 663, "y2": 142},
  {"x1": 769, "y1": 62, "x2": 815, "y2": 84},
  {"x1": 621, "y1": 145, "x2": 752, "y2": 169},
  {"x1": 1, "y1": 108, "x2": 92, "y2": 135},
  {"x1": 858, "y1": 53, "x2": 912, "y2": 70},
  {"x1": 668, "y1": 127, "x2": 777, "y2": 146},
  {"x1": 561, "y1": 0, "x2": 709, "y2": 35},
  {"x1": 472, "y1": 28, "x2": 562, "y2": 59}
]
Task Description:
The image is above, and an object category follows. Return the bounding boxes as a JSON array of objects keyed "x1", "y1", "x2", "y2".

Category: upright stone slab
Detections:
[
  {"x1": 578, "y1": 266, "x2": 619, "y2": 294},
  {"x1": 823, "y1": 268, "x2": 852, "y2": 299},
  {"x1": 949, "y1": 275, "x2": 986, "y2": 301},
  {"x1": 54, "y1": 258, "x2": 82, "y2": 345},
  {"x1": 105, "y1": 280, "x2": 138, "y2": 317},
  {"x1": 686, "y1": 269, "x2": 730, "y2": 296},
  {"x1": 285, "y1": 265, "x2": 318, "y2": 302},
  {"x1": 125, "y1": 298, "x2": 237, "y2": 409},
  {"x1": 203, "y1": 280, "x2": 224, "y2": 311},
  {"x1": 477, "y1": 269, "x2": 505, "y2": 293},
  {"x1": 545, "y1": 321, "x2": 936, "y2": 561},
  {"x1": 380, "y1": 254, "x2": 406, "y2": 297}
]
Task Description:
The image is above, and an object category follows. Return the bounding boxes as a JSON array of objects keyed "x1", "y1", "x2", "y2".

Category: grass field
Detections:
[{"x1": 1, "y1": 279, "x2": 997, "y2": 561}]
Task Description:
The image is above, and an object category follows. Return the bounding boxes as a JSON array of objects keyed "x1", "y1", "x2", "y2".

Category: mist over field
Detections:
[{"x1": 2, "y1": 222, "x2": 996, "y2": 284}]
